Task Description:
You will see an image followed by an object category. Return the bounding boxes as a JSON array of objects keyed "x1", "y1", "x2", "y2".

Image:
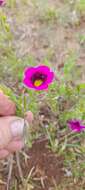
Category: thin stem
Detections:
[
  {"x1": 45, "y1": 127, "x2": 53, "y2": 147},
  {"x1": 7, "y1": 154, "x2": 14, "y2": 190},
  {"x1": 16, "y1": 152, "x2": 24, "y2": 182}
]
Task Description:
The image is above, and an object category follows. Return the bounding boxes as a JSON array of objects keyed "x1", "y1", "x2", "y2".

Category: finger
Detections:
[
  {"x1": 0, "y1": 116, "x2": 25, "y2": 149},
  {"x1": 0, "y1": 149, "x2": 9, "y2": 159},
  {"x1": 24, "y1": 111, "x2": 33, "y2": 124},
  {"x1": 0, "y1": 117, "x2": 12, "y2": 148},
  {"x1": 7, "y1": 140, "x2": 24, "y2": 153},
  {"x1": 12, "y1": 136, "x2": 22, "y2": 141},
  {"x1": 0, "y1": 116, "x2": 23, "y2": 148},
  {"x1": 10, "y1": 118, "x2": 24, "y2": 137},
  {"x1": 0, "y1": 93, "x2": 16, "y2": 116}
]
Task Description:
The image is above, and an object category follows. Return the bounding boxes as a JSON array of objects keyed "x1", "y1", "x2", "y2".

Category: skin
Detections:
[{"x1": 0, "y1": 91, "x2": 33, "y2": 159}]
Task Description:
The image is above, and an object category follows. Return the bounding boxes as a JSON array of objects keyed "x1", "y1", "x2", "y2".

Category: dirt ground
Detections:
[
  {"x1": 3, "y1": 0, "x2": 85, "y2": 84},
  {"x1": 0, "y1": 139, "x2": 64, "y2": 190}
]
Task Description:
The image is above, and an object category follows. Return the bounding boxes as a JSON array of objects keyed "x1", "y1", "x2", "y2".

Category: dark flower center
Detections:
[
  {"x1": 31, "y1": 72, "x2": 47, "y2": 87},
  {"x1": 0, "y1": 1, "x2": 3, "y2": 5},
  {"x1": 73, "y1": 121, "x2": 80, "y2": 127}
]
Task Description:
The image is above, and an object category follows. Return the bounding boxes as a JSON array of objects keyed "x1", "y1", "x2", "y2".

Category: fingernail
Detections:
[{"x1": 11, "y1": 119, "x2": 24, "y2": 137}]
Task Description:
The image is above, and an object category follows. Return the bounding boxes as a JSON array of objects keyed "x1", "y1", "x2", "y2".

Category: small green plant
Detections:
[
  {"x1": 42, "y1": 7, "x2": 58, "y2": 22},
  {"x1": 0, "y1": 11, "x2": 12, "y2": 47},
  {"x1": 79, "y1": 34, "x2": 85, "y2": 45},
  {"x1": 7, "y1": 0, "x2": 16, "y2": 8},
  {"x1": 75, "y1": 0, "x2": 85, "y2": 14}
]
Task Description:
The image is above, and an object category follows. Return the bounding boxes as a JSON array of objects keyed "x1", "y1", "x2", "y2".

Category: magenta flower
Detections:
[
  {"x1": 23, "y1": 65, "x2": 54, "y2": 90},
  {"x1": 67, "y1": 120, "x2": 85, "y2": 132},
  {"x1": 0, "y1": 0, "x2": 5, "y2": 6}
]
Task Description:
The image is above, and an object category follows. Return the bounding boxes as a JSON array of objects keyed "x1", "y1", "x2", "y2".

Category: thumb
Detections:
[
  {"x1": 10, "y1": 118, "x2": 24, "y2": 138},
  {"x1": 0, "y1": 116, "x2": 24, "y2": 148}
]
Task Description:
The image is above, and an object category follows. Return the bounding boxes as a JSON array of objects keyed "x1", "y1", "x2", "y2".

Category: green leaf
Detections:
[{"x1": 78, "y1": 83, "x2": 85, "y2": 89}]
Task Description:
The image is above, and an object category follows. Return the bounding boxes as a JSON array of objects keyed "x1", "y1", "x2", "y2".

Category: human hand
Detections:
[
  {"x1": 0, "y1": 90, "x2": 16, "y2": 116},
  {"x1": 0, "y1": 91, "x2": 33, "y2": 159}
]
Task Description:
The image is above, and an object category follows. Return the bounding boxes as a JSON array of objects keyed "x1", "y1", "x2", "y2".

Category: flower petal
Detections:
[
  {"x1": 46, "y1": 72, "x2": 54, "y2": 83},
  {"x1": 24, "y1": 67, "x2": 36, "y2": 78},
  {"x1": 23, "y1": 77, "x2": 34, "y2": 88},
  {"x1": 0, "y1": 0, "x2": 5, "y2": 6},
  {"x1": 67, "y1": 120, "x2": 85, "y2": 132},
  {"x1": 80, "y1": 125, "x2": 85, "y2": 129},
  {"x1": 34, "y1": 65, "x2": 50, "y2": 75},
  {"x1": 23, "y1": 65, "x2": 54, "y2": 91}
]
